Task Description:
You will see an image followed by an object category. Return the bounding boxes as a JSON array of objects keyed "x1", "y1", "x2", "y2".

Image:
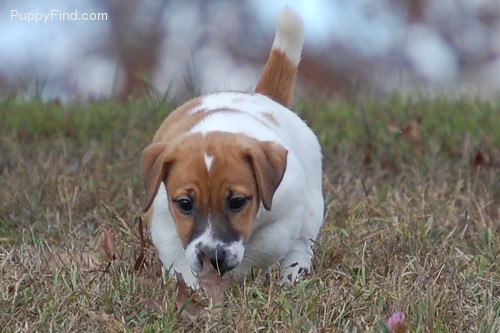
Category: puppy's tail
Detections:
[{"x1": 255, "y1": 7, "x2": 304, "y2": 108}]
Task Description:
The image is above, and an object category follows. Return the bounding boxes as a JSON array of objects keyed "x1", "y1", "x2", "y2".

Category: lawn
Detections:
[{"x1": 0, "y1": 94, "x2": 499, "y2": 332}]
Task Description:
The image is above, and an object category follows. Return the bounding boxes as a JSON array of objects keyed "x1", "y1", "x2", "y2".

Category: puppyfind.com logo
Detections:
[{"x1": 10, "y1": 9, "x2": 108, "y2": 23}]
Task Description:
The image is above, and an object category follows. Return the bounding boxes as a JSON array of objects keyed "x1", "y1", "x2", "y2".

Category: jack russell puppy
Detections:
[{"x1": 141, "y1": 7, "x2": 324, "y2": 288}]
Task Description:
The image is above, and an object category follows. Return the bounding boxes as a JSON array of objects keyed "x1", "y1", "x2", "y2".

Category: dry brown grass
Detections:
[{"x1": 1, "y1": 95, "x2": 499, "y2": 332}]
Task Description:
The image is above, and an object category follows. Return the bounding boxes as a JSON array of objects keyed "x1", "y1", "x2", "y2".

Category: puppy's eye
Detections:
[
  {"x1": 228, "y1": 196, "x2": 249, "y2": 212},
  {"x1": 176, "y1": 198, "x2": 194, "y2": 214}
]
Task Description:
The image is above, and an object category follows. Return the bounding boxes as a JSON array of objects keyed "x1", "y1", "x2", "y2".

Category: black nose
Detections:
[{"x1": 199, "y1": 247, "x2": 227, "y2": 275}]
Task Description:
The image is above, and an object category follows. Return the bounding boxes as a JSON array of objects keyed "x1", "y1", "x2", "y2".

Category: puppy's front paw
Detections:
[{"x1": 279, "y1": 262, "x2": 310, "y2": 285}]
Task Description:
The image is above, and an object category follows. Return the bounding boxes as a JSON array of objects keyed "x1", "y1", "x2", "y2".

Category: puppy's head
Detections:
[{"x1": 141, "y1": 132, "x2": 287, "y2": 275}]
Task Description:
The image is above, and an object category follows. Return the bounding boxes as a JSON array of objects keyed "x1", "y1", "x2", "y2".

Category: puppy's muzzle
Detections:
[{"x1": 198, "y1": 246, "x2": 235, "y2": 276}]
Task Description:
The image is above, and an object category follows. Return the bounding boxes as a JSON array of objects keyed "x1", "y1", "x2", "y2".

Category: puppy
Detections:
[{"x1": 141, "y1": 7, "x2": 323, "y2": 288}]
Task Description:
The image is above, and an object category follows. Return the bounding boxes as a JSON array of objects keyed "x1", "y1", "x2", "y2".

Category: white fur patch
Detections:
[
  {"x1": 150, "y1": 184, "x2": 199, "y2": 287},
  {"x1": 272, "y1": 7, "x2": 304, "y2": 66},
  {"x1": 188, "y1": 93, "x2": 287, "y2": 145},
  {"x1": 204, "y1": 152, "x2": 214, "y2": 171}
]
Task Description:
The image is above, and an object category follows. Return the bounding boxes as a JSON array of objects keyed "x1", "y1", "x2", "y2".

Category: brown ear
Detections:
[
  {"x1": 246, "y1": 142, "x2": 288, "y2": 210},
  {"x1": 141, "y1": 142, "x2": 173, "y2": 212}
]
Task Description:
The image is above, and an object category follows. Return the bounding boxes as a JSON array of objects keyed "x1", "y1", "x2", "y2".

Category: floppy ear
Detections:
[
  {"x1": 141, "y1": 142, "x2": 174, "y2": 212},
  {"x1": 246, "y1": 142, "x2": 288, "y2": 210}
]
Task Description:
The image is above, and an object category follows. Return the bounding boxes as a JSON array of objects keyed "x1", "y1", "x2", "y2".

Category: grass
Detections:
[{"x1": 0, "y1": 94, "x2": 499, "y2": 332}]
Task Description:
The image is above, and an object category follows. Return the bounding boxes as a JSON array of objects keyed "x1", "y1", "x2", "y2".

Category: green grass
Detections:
[{"x1": 1, "y1": 94, "x2": 499, "y2": 332}]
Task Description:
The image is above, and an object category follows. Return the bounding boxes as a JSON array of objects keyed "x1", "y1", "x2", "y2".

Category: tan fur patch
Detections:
[
  {"x1": 152, "y1": 97, "x2": 202, "y2": 142},
  {"x1": 255, "y1": 49, "x2": 297, "y2": 107},
  {"x1": 152, "y1": 99, "x2": 243, "y2": 143},
  {"x1": 155, "y1": 133, "x2": 252, "y2": 245}
]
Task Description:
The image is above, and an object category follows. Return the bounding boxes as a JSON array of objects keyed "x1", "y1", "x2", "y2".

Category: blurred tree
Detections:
[{"x1": 103, "y1": 0, "x2": 168, "y2": 101}]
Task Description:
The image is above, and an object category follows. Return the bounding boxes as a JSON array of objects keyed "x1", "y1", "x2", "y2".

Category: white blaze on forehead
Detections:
[{"x1": 204, "y1": 152, "x2": 214, "y2": 171}]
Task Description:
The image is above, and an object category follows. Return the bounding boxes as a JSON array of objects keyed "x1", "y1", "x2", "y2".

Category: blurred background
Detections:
[{"x1": 1, "y1": 0, "x2": 500, "y2": 102}]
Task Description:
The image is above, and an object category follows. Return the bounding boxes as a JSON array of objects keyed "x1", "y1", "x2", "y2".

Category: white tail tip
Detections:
[{"x1": 272, "y1": 7, "x2": 305, "y2": 66}]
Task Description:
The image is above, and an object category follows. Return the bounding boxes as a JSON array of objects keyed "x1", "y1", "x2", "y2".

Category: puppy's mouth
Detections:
[
  {"x1": 186, "y1": 240, "x2": 244, "y2": 276},
  {"x1": 197, "y1": 247, "x2": 238, "y2": 276}
]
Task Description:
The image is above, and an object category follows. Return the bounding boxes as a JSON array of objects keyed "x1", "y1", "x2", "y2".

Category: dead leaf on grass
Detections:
[
  {"x1": 175, "y1": 272, "x2": 207, "y2": 321},
  {"x1": 400, "y1": 116, "x2": 422, "y2": 143},
  {"x1": 471, "y1": 148, "x2": 500, "y2": 169},
  {"x1": 100, "y1": 225, "x2": 117, "y2": 261},
  {"x1": 472, "y1": 149, "x2": 490, "y2": 168},
  {"x1": 133, "y1": 216, "x2": 146, "y2": 272},
  {"x1": 197, "y1": 254, "x2": 230, "y2": 311},
  {"x1": 143, "y1": 297, "x2": 164, "y2": 312},
  {"x1": 173, "y1": 254, "x2": 230, "y2": 321}
]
